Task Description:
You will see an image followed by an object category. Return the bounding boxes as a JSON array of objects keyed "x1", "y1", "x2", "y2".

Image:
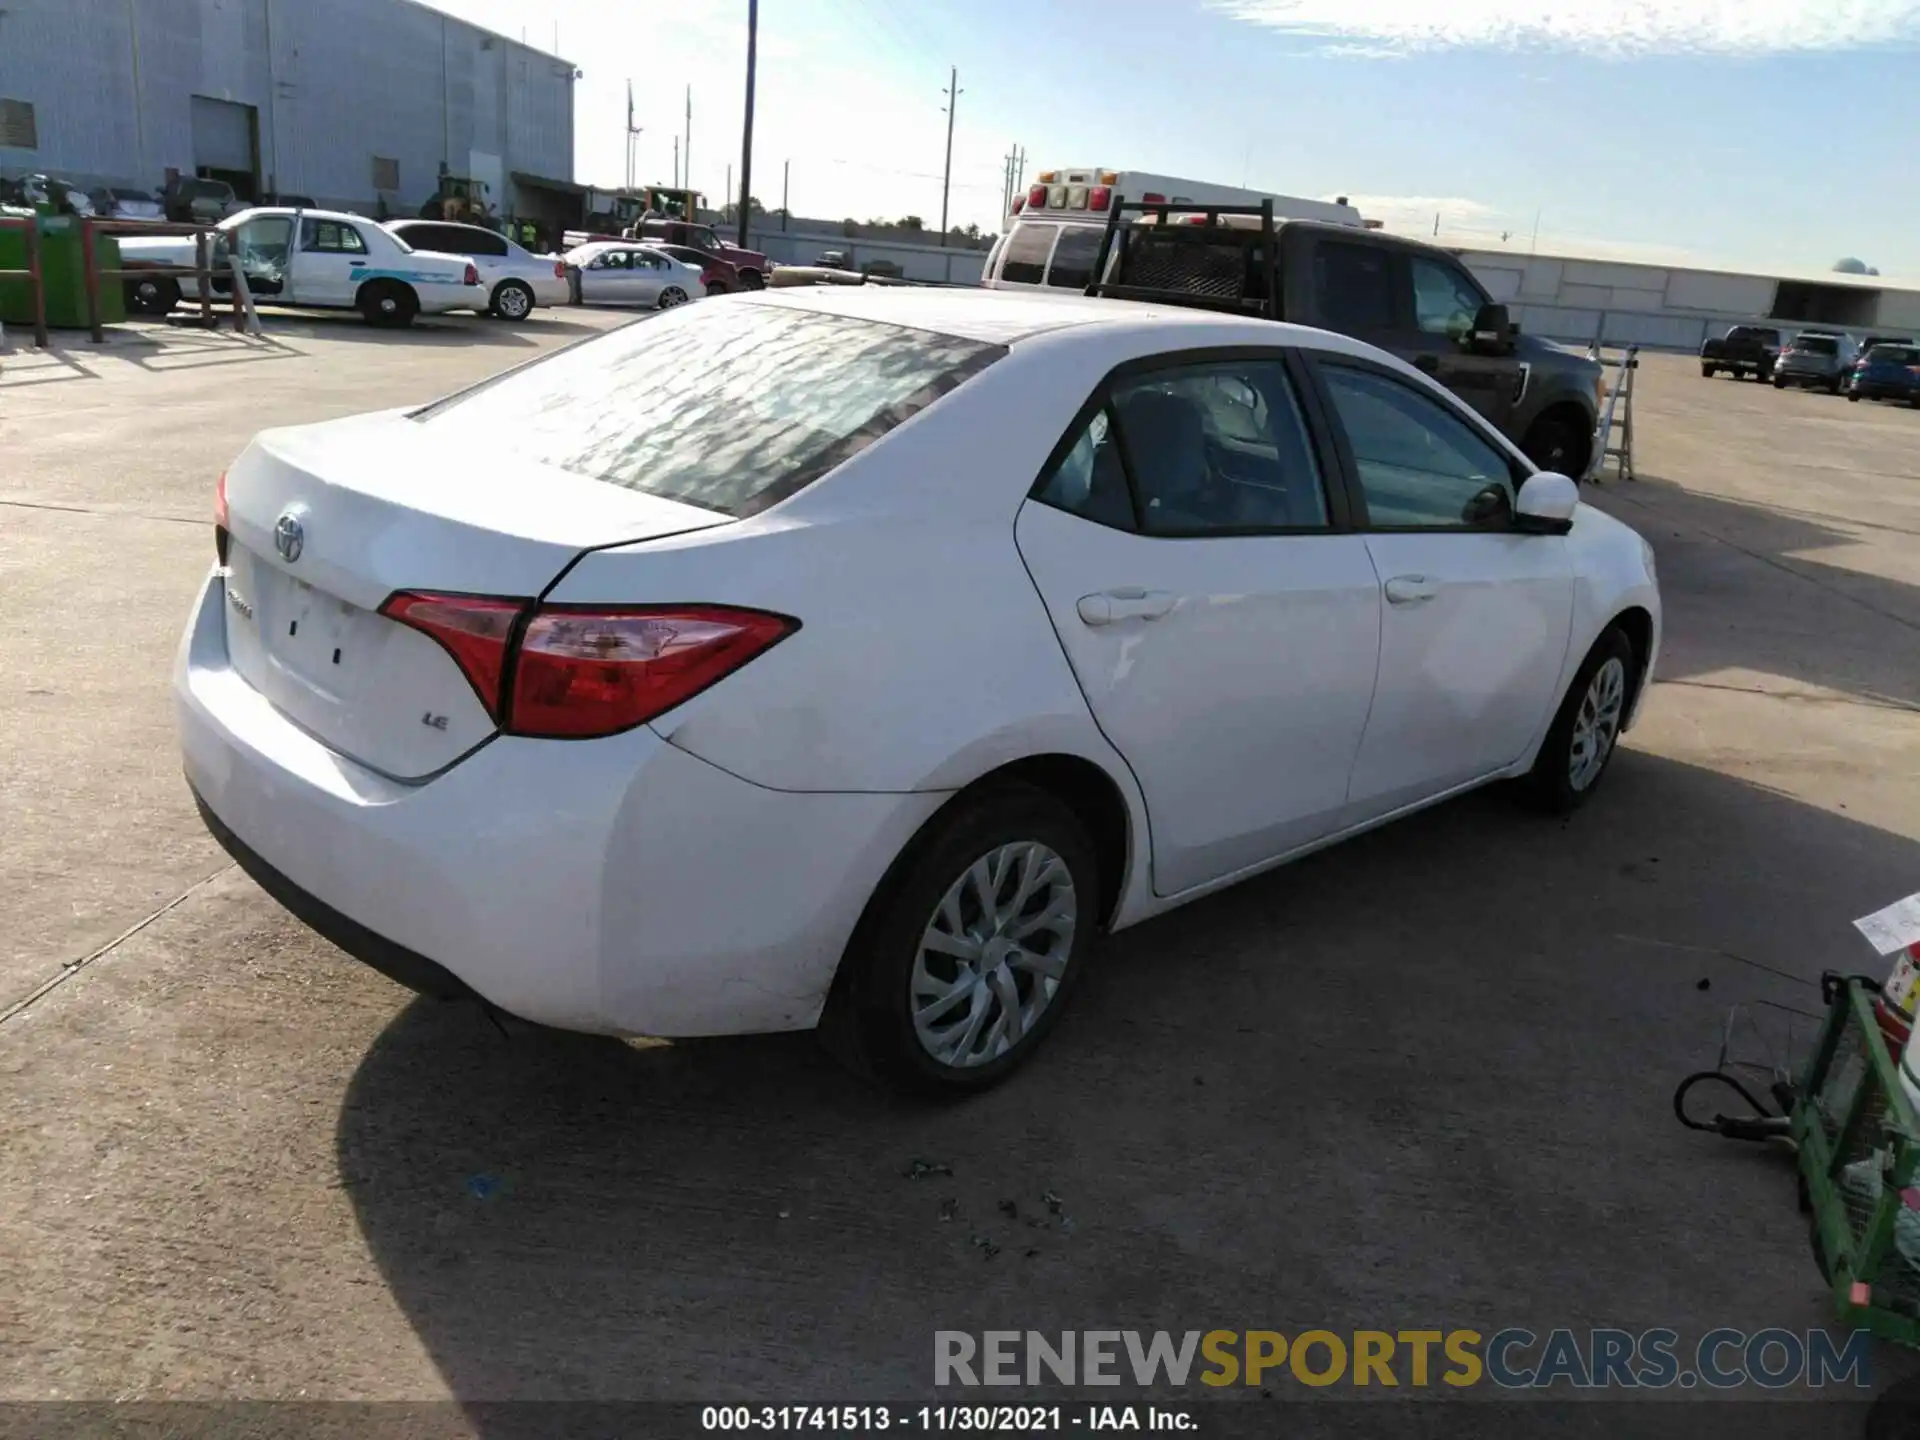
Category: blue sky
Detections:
[{"x1": 432, "y1": 0, "x2": 1920, "y2": 276}]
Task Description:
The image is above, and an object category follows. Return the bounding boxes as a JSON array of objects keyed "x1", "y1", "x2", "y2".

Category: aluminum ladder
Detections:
[{"x1": 1584, "y1": 342, "x2": 1638, "y2": 484}]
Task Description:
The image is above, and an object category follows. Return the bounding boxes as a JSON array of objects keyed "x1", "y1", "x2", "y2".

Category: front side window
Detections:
[
  {"x1": 999, "y1": 222, "x2": 1057, "y2": 285},
  {"x1": 1317, "y1": 364, "x2": 1517, "y2": 529},
  {"x1": 1033, "y1": 358, "x2": 1329, "y2": 535},
  {"x1": 1410, "y1": 256, "x2": 1486, "y2": 339},
  {"x1": 414, "y1": 304, "x2": 1004, "y2": 518},
  {"x1": 1312, "y1": 241, "x2": 1397, "y2": 332},
  {"x1": 301, "y1": 219, "x2": 367, "y2": 254}
]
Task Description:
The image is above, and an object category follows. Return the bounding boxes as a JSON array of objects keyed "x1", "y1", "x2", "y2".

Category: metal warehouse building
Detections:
[
  {"x1": 0, "y1": 0, "x2": 575, "y2": 217},
  {"x1": 1450, "y1": 244, "x2": 1920, "y2": 352}
]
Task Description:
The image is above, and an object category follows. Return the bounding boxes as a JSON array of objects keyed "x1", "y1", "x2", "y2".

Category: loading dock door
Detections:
[{"x1": 191, "y1": 95, "x2": 257, "y2": 175}]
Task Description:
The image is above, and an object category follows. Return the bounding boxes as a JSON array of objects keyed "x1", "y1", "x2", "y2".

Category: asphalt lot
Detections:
[{"x1": 3, "y1": 315, "x2": 1919, "y2": 1429}]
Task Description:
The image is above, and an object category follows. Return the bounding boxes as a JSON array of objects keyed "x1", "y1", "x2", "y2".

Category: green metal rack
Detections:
[{"x1": 1798, "y1": 978, "x2": 1920, "y2": 1347}]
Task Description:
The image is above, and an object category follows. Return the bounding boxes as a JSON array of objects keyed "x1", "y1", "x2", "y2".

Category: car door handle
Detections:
[
  {"x1": 1413, "y1": 354, "x2": 1440, "y2": 374},
  {"x1": 1077, "y1": 589, "x2": 1176, "y2": 626},
  {"x1": 1384, "y1": 575, "x2": 1438, "y2": 606}
]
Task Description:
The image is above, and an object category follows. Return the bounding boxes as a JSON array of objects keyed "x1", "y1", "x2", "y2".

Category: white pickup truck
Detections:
[{"x1": 118, "y1": 206, "x2": 480, "y2": 327}]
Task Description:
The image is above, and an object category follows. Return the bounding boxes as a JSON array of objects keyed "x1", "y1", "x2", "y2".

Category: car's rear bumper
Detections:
[
  {"x1": 174, "y1": 567, "x2": 943, "y2": 1037},
  {"x1": 1851, "y1": 383, "x2": 1917, "y2": 400}
]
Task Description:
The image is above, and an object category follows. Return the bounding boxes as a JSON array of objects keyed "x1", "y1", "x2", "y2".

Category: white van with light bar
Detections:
[{"x1": 982, "y1": 168, "x2": 1366, "y2": 293}]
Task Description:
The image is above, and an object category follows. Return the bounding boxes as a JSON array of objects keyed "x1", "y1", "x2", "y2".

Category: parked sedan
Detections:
[
  {"x1": 176, "y1": 288, "x2": 1659, "y2": 1094},
  {"x1": 1847, "y1": 344, "x2": 1920, "y2": 405},
  {"x1": 563, "y1": 242, "x2": 706, "y2": 308},
  {"x1": 89, "y1": 187, "x2": 166, "y2": 221},
  {"x1": 384, "y1": 218, "x2": 569, "y2": 320}
]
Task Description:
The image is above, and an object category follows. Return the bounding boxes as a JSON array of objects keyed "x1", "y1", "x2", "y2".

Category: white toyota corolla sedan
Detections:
[{"x1": 176, "y1": 286, "x2": 1660, "y2": 1094}]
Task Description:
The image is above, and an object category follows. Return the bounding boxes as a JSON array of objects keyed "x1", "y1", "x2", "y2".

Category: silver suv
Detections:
[{"x1": 1773, "y1": 332, "x2": 1856, "y2": 394}]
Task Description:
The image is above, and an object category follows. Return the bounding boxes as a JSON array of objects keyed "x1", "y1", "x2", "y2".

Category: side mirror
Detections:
[
  {"x1": 1514, "y1": 472, "x2": 1579, "y2": 534},
  {"x1": 1467, "y1": 302, "x2": 1514, "y2": 355}
]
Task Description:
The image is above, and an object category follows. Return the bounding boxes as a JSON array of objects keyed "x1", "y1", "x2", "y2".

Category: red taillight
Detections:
[
  {"x1": 378, "y1": 595, "x2": 796, "y2": 739},
  {"x1": 1141, "y1": 191, "x2": 1166, "y2": 205},
  {"x1": 1089, "y1": 185, "x2": 1111, "y2": 212},
  {"x1": 215, "y1": 469, "x2": 230, "y2": 563},
  {"x1": 1028, "y1": 184, "x2": 1047, "y2": 209},
  {"x1": 379, "y1": 593, "x2": 527, "y2": 720},
  {"x1": 463, "y1": 263, "x2": 480, "y2": 286},
  {"x1": 510, "y1": 605, "x2": 796, "y2": 739},
  {"x1": 553, "y1": 260, "x2": 566, "y2": 279}
]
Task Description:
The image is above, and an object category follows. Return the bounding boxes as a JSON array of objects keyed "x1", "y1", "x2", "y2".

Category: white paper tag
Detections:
[{"x1": 1855, "y1": 892, "x2": 1920, "y2": 956}]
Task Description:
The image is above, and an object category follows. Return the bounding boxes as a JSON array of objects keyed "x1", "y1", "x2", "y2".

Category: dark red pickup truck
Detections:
[
  {"x1": 1700, "y1": 324, "x2": 1782, "y2": 381},
  {"x1": 624, "y1": 218, "x2": 770, "y2": 288}
]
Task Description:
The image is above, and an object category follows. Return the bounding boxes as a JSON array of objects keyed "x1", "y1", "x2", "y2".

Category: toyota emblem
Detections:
[{"x1": 273, "y1": 509, "x2": 306, "y2": 563}]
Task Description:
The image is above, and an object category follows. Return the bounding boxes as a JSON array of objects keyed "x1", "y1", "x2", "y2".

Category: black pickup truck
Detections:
[
  {"x1": 1081, "y1": 201, "x2": 1605, "y2": 477},
  {"x1": 1700, "y1": 324, "x2": 1782, "y2": 381}
]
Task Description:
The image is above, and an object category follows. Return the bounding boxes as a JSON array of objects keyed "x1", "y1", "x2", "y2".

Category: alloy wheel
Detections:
[
  {"x1": 1568, "y1": 656, "x2": 1627, "y2": 792},
  {"x1": 910, "y1": 842, "x2": 1077, "y2": 1069}
]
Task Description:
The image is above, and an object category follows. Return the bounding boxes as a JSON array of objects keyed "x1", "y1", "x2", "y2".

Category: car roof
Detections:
[{"x1": 739, "y1": 281, "x2": 1392, "y2": 353}]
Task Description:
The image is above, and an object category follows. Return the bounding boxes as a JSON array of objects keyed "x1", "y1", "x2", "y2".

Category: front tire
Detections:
[
  {"x1": 490, "y1": 280, "x2": 534, "y2": 320},
  {"x1": 1701, "y1": 362, "x2": 1715, "y2": 378},
  {"x1": 1773, "y1": 376, "x2": 1787, "y2": 389},
  {"x1": 358, "y1": 280, "x2": 418, "y2": 328},
  {"x1": 1519, "y1": 412, "x2": 1591, "y2": 479},
  {"x1": 1524, "y1": 627, "x2": 1637, "y2": 815},
  {"x1": 824, "y1": 784, "x2": 1098, "y2": 1096},
  {"x1": 738, "y1": 269, "x2": 766, "y2": 290},
  {"x1": 125, "y1": 275, "x2": 180, "y2": 316}
]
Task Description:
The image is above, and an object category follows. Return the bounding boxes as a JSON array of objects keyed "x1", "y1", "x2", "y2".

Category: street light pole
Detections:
[
  {"x1": 737, "y1": 0, "x2": 758, "y2": 248},
  {"x1": 939, "y1": 67, "x2": 960, "y2": 248}
]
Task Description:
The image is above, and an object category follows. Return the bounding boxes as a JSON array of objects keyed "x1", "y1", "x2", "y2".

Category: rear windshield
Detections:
[
  {"x1": 1791, "y1": 336, "x2": 1838, "y2": 355},
  {"x1": 413, "y1": 303, "x2": 1004, "y2": 517},
  {"x1": 998, "y1": 222, "x2": 1057, "y2": 285},
  {"x1": 1867, "y1": 345, "x2": 1920, "y2": 364},
  {"x1": 1729, "y1": 327, "x2": 1777, "y2": 343},
  {"x1": 1045, "y1": 226, "x2": 1105, "y2": 290}
]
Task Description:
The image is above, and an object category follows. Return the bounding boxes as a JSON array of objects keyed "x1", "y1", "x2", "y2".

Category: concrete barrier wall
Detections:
[{"x1": 746, "y1": 227, "x2": 989, "y2": 285}]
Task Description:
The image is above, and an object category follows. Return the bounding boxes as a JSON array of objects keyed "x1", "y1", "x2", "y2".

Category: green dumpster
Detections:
[{"x1": 0, "y1": 212, "x2": 126, "y2": 329}]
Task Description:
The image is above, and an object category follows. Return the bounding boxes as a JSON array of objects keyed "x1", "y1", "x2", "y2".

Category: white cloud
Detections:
[{"x1": 1209, "y1": 0, "x2": 1920, "y2": 56}]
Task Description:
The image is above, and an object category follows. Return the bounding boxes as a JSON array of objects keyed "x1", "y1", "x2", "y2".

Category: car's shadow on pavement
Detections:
[{"x1": 336, "y1": 750, "x2": 1920, "y2": 1430}]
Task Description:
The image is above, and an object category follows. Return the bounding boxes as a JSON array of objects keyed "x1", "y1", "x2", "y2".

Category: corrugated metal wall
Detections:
[{"x1": 0, "y1": 0, "x2": 573, "y2": 211}]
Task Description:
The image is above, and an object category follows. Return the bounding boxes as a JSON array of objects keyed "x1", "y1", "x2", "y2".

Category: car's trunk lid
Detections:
[{"x1": 219, "y1": 411, "x2": 729, "y2": 779}]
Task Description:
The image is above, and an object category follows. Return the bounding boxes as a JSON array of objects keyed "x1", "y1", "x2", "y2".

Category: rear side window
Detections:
[
  {"x1": 1045, "y1": 227, "x2": 1104, "y2": 290},
  {"x1": 999, "y1": 223, "x2": 1057, "y2": 285},
  {"x1": 1313, "y1": 241, "x2": 1396, "y2": 331},
  {"x1": 414, "y1": 304, "x2": 1005, "y2": 517}
]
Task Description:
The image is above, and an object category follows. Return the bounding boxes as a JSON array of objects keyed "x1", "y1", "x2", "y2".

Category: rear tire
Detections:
[
  {"x1": 822, "y1": 783, "x2": 1099, "y2": 1097},
  {"x1": 358, "y1": 280, "x2": 418, "y2": 328},
  {"x1": 656, "y1": 285, "x2": 689, "y2": 310},
  {"x1": 1849, "y1": 392, "x2": 1861, "y2": 402},
  {"x1": 1523, "y1": 626, "x2": 1638, "y2": 815},
  {"x1": 490, "y1": 280, "x2": 534, "y2": 321}
]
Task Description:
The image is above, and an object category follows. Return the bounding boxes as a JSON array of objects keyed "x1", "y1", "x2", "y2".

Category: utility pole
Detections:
[
  {"x1": 673, "y1": 135, "x2": 679, "y2": 188},
  {"x1": 939, "y1": 67, "x2": 961, "y2": 247},
  {"x1": 624, "y1": 80, "x2": 642, "y2": 191},
  {"x1": 738, "y1": 0, "x2": 758, "y2": 247},
  {"x1": 726, "y1": 164, "x2": 732, "y2": 219},
  {"x1": 684, "y1": 85, "x2": 692, "y2": 201},
  {"x1": 781, "y1": 158, "x2": 789, "y2": 231}
]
